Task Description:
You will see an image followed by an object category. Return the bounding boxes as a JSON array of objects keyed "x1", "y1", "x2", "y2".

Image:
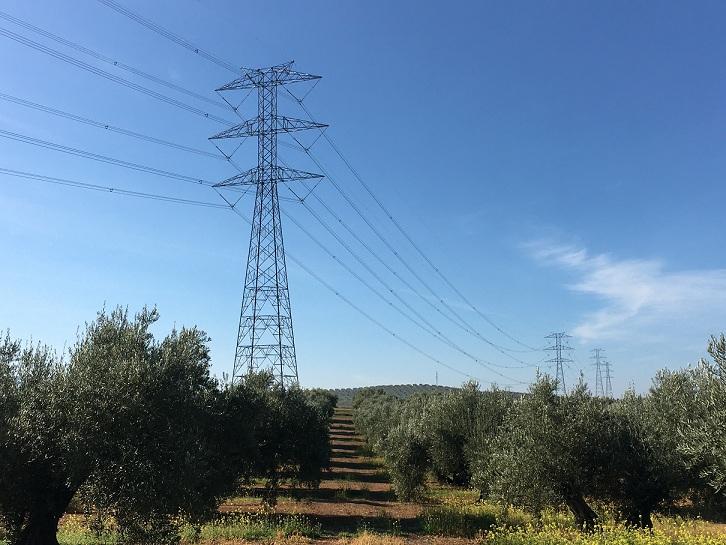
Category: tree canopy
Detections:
[{"x1": 0, "y1": 308, "x2": 331, "y2": 545}]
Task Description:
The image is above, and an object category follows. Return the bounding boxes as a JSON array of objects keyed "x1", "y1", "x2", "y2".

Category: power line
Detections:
[
  {"x1": 2, "y1": 166, "x2": 482, "y2": 384},
  {"x1": 0, "y1": 10, "x2": 227, "y2": 110},
  {"x1": 0, "y1": 26, "x2": 233, "y2": 125},
  {"x1": 0, "y1": 127, "x2": 301, "y2": 203},
  {"x1": 86, "y1": 0, "x2": 537, "y2": 357},
  {"x1": 211, "y1": 63, "x2": 328, "y2": 387},
  {"x1": 282, "y1": 171, "x2": 534, "y2": 374},
  {"x1": 79, "y1": 2, "x2": 530, "y2": 384},
  {"x1": 96, "y1": 0, "x2": 240, "y2": 74},
  {"x1": 0, "y1": 167, "x2": 228, "y2": 208},
  {"x1": 214, "y1": 189, "x2": 482, "y2": 384},
  {"x1": 0, "y1": 128, "x2": 212, "y2": 186},
  {"x1": 0, "y1": 92, "x2": 224, "y2": 160},
  {"x1": 215, "y1": 80, "x2": 526, "y2": 382},
  {"x1": 292, "y1": 182, "x2": 538, "y2": 369},
  {"x1": 222, "y1": 133, "x2": 529, "y2": 379},
  {"x1": 283, "y1": 200, "x2": 527, "y2": 383},
  {"x1": 286, "y1": 90, "x2": 541, "y2": 353},
  {"x1": 286, "y1": 137, "x2": 538, "y2": 367}
]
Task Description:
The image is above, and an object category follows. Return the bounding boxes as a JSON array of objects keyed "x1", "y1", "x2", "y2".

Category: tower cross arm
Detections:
[
  {"x1": 214, "y1": 166, "x2": 323, "y2": 188},
  {"x1": 216, "y1": 64, "x2": 321, "y2": 91},
  {"x1": 209, "y1": 116, "x2": 327, "y2": 140}
]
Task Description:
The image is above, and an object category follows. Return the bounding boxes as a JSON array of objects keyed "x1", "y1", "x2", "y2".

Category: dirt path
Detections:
[{"x1": 222, "y1": 407, "x2": 425, "y2": 533}]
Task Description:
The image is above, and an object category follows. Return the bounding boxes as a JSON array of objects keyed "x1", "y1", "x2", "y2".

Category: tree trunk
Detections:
[
  {"x1": 564, "y1": 493, "x2": 598, "y2": 532},
  {"x1": 15, "y1": 510, "x2": 63, "y2": 545},
  {"x1": 15, "y1": 489, "x2": 75, "y2": 545},
  {"x1": 624, "y1": 509, "x2": 653, "y2": 529}
]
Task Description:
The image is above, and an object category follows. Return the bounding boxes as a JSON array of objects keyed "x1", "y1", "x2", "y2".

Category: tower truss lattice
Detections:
[
  {"x1": 212, "y1": 62, "x2": 326, "y2": 387},
  {"x1": 544, "y1": 332, "x2": 573, "y2": 396}
]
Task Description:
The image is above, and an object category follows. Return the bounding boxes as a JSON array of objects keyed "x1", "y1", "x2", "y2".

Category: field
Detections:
[{"x1": 17, "y1": 406, "x2": 725, "y2": 545}]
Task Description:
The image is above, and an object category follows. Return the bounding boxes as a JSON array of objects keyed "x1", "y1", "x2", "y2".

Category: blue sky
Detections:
[{"x1": 1, "y1": 0, "x2": 724, "y2": 394}]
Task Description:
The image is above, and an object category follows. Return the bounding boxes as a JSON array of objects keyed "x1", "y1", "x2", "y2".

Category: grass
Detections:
[
  {"x1": 1, "y1": 516, "x2": 722, "y2": 545},
  {"x1": 331, "y1": 524, "x2": 726, "y2": 545},
  {"x1": 478, "y1": 520, "x2": 726, "y2": 545},
  {"x1": 420, "y1": 503, "x2": 498, "y2": 537},
  {"x1": 179, "y1": 513, "x2": 321, "y2": 542},
  {"x1": 332, "y1": 531, "x2": 407, "y2": 545},
  {"x1": 2, "y1": 486, "x2": 724, "y2": 545},
  {"x1": 0, "y1": 512, "x2": 321, "y2": 544},
  {"x1": 416, "y1": 484, "x2": 726, "y2": 543}
]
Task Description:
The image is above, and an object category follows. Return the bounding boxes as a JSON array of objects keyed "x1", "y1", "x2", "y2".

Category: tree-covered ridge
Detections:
[{"x1": 330, "y1": 384, "x2": 467, "y2": 407}]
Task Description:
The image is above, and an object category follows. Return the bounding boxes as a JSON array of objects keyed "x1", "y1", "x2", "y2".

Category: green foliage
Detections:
[
  {"x1": 382, "y1": 419, "x2": 429, "y2": 500},
  {"x1": 485, "y1": 378, "x2": 608, "y2": 530},
  {"x1": 424, "y1": 381, "x2": 481, "y2": 485},
  {"x1": 334, "y1": 384, "x2": 458, "y2": 407},
  {"x1": 304, "y1": 388, "x2": 338, "y2": 420},
  {"x1": 0, "y1": 308, "x2": 331, "y2": 545},
  {"x1": 0, "y1": 309, "x2": 245, "y2": 545},
  {"x1": 352, "y1": 388, "x2": 400, "y2": 450},
  {"x1": 238, "y1": 374, "x2": 331, "y2": 502},
  {"x1": 353, "y1": 382, "x2": 513, "y2": 500},
  {"x1": 354, "y1": 367, "x2": 717, "y2": 532},
  {"x1": 485, "y1": 376, "x2": 698, "y2": 530},
  {"x1": 458, "y1": 385, "x2": 513, "y2": 492},
  {"x1": 479, "y1": 521, "x2": 725, "y2": 545},
  {"x1": 179, "y1": 513, "x2": 321, "y2": 542},
  {"x1": 419, "y1": 503, "x2": 498, "y2": 537},
  {"x1": 676, "y1": 335, "x2": 726, "y2": 496},
  {"x1": 605, "y1": 389, "x2": 694, "y2": 526}
]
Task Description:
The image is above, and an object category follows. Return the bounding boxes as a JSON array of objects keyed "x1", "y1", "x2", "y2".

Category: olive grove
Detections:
[{"x1": 0, "y1": 308, "x2": 332, "y2": 545}]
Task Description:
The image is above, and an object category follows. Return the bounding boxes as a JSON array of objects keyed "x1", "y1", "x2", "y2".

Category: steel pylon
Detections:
[
  {"x1": 212, "y1": 62, "x2": 326, "y2": 387},
  {"x1": 544, "y1": 332, "x2": 573, "y2": 396},
  {"x1": 592, "y1": 348, "x2": 605, "y2": 397}
]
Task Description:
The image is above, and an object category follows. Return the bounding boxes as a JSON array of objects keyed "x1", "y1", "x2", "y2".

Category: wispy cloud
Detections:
[{"x1": 527, "y1": 240, "x2": 726, "y2": 341}]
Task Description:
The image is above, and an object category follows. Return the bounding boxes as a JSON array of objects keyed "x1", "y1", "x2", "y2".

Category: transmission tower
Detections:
[
  {"x1": 604, "y1": 358, "x2": 613, "y2": 398},
  {"x1": 211, "y1": 62, "x2": 326, "y2": 387},
  {"x1": 544, "y1": 332, "x2": 573, "y2": 395},
  {"x1": 592, "y1": 348, "x2": 605, "y2": 397}
]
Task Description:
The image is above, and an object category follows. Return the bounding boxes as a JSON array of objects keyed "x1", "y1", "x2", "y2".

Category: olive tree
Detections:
[
  {"x1": 424, "y1": 382, "x2": 480, "y2": 485},
  {"x1": 602, "y1": 375, "x2": 713, "y2": 527},
  {"x1": 485, "y1": 378, "x2": 607, "y2": 531},
  {"x1": 379, "y1": 393, "x2": 432, "y2": 499},
  {"x1": 352, "y1": 388, "x2": 400, "y2": 451},
  {"x1": 304, "y1": 388, "x2": 338, "y2": 420},
  {"x1": 239, "y1": 373, "x2": 331, "y2": 503},
  {"x1": 0, "y1": 309, "x2": 251, "y2": 545},
  {"x1": 464, "y1": 388, "x2": 515, "y2": 498},
  {"x1": 677, "y1": 335, "x2": 726, "y2": 497},
  {"x1": 352, "y1": 383, "x2": 513, "y2": 500}
]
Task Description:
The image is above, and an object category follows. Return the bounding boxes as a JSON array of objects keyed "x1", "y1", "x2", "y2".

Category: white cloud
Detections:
[{"x1": 528, "y1": 241, "x2": 726, "y2": 341}]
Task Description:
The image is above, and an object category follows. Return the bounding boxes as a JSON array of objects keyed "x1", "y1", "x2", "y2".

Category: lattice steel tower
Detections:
[
  {"x1": 592, "y1": 348, "x2": 605, "y2": 397},
  {"x1": 211, "y1": 62, "x2": 326, "y2": 387},
  {"x1": 544, "y1": 332, "x2": 574, "y2": 396},
  {"x1": 604, "y1": 358, "x2": 613, "y2": 398}
]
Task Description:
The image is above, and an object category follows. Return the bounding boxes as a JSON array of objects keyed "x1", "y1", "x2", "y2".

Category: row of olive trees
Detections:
[
  {"x1": 0, "y1": 308, "x2": 336, "y2": 545},
  {"x1": 353, "y1": 335, "x2": 726, "y2": 531}
]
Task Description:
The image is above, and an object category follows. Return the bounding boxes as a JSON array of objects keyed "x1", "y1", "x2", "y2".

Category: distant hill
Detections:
[{"x1": 328, "y1": 384, "x2": 459, "y2": 407}]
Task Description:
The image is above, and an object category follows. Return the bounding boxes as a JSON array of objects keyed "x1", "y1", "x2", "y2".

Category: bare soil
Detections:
[{"x1": 220, "y1": 408, "x2": 427, "y2": 533}]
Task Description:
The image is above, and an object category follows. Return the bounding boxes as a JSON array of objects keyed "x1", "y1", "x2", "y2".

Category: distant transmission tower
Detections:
[
  {"x1": 604, "y1": 358, "x2": 613, "y2": 398},
  {"x1": 592, "y1": 348, "x2": 605, "y2": 397},
  {"x1": 211, "y1": 62, "x2": 326, "y2": 387},
  {"x1": 544, "y1": 332, "x2": 573, "y2": 395}
]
